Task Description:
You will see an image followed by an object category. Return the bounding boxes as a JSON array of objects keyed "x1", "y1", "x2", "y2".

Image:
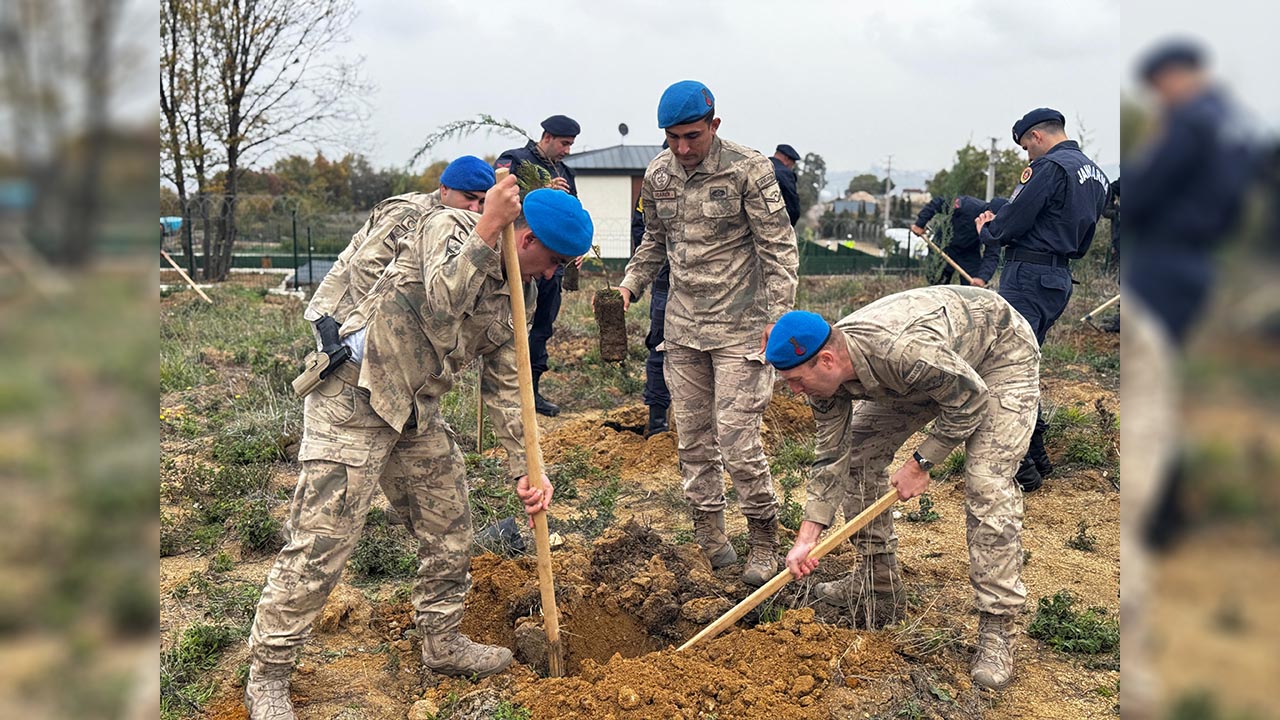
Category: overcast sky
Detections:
[{"x1": 318, "y1": 0, "x2": 1124, "y2": 177}]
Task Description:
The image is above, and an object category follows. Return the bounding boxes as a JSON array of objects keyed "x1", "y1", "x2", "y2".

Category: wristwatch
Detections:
[{"x1": 912, "y1": 451, "x2": 934, "y2": 472}]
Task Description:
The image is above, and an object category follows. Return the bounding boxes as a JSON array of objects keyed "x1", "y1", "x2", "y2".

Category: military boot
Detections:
[
  {"x1": 244, "y1": 660, "x2": 295, "y2": 720},
  {"x1": 692, "y1": 510, "x2": 737, "y2": 569},
  {"x1": 971, "y1": 612, "x2": 1016, "y2": 690},
  {"x1": 815, "y1": 553, "x2": 905, "y2": 627},
  {"x1": 1027, "y1": 416, "x2": 1053, "y2": 478},
  {"x1": 421, "y1": 631, "x2": 513, "y2": 679},
  {"x1": 742, "y1": 517, "x2": 779, "y2": 586},
  {"x1": 1015, "y1": 457, "x2": 1043, "y2": 493},
  {"x1": 532, "y1": 373, "x2": 560, "y2": 417},
  {"x1": 645, "y1": 404, "x2": 669, "y2": 436}
]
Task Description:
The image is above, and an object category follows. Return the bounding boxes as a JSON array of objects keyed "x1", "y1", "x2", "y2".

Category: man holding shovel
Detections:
[
  {"x1": 617, "y1": 80, "x2": 799, "y2": 587},
  {"x1": 771, "y1": 286, "x2": 1039, "y2": 690},
  {"x1": 244, "y1": 180, "x2": 593, "y2": 720}
]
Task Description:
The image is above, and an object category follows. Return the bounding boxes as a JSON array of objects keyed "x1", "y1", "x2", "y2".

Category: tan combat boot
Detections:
[
  {"x1": 244, "y1": 660, "x2": 295, "y2": 720},
  {"x1": 692, "y1": 510, "x2": 738, "y2": 569},
  {"x1": 742, "y1": 517, "x2": 779, "y2": 586},
  {"x1": 814, "y1": 553, "x2": 906, "y2": 627},
  {"x1": 421, "y1": 631, "x2": 513, "y2": 679},
  {"x1": 971, "y1": 612, "x2": 1016, "y2": 690}
]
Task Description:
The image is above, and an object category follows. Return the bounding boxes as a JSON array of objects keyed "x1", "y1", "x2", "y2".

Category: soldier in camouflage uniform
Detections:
[
  {"x1": 243, "y1": 181, "x2": 594, "y2": 720},
  {"x1": 617, "y1": 80, "x2": 799, "y2": 587},
  {"x1": 306, "y1": 156, "x2": 496, "y2": 325},
  {"x1": 771, "y1": 287, "x2": 1040, "y2": 691}
]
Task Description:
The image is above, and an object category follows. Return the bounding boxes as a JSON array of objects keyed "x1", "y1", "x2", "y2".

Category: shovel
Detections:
[
  {"x1": 679, "y1": 490, "x2": 899, "y2": 651},
  {"x1": 496, "y1": 169, "x2": 565, "y2": 676}
]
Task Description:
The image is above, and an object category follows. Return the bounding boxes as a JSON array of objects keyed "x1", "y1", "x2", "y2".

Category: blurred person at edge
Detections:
[{"x1": 1120, "y1": 39, "x2": 1262, "y2": 720}]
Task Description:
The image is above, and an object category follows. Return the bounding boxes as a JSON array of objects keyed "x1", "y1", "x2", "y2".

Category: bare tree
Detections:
[{"x1": 199, "y1": 0, "x2": 368, "y2": 280}]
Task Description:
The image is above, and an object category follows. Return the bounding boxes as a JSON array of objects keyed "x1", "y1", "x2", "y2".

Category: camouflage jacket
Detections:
[
  {"x1": 620, "y1": 137, "x2": 799, "y2": 350},
  {"x1": 306, "y1": 191, "x2": 443, "y2": 323},
  {"x1": 341, "y1": 208, "x2": 536, "y2": 477},
  {"x1": 806, "y1": 286, "x2": 1039, "y2": 526}
]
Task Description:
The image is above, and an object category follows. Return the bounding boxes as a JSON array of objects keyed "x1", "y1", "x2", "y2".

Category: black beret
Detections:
[
  {"x1": 1012, "y1": 108, "x2": 1066, "y2": 144},
  {"x1": 776, "y1": 144, "x2": 800, "y2": 161},
  {"x1": 540, "y1": 115, "x2": 581, "y2": 137},
  {"x1": 1139, "y1": 40, "x2": 1204, "y2": 83}
]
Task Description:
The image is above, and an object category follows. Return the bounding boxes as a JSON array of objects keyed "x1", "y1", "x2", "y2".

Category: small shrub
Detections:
[
  {"x1": 1027, "y1": 590, "x2": 1119, "y2": 655},
  {"x1": 348, "y1": 508, "x2": 417, "y2": 580},
  {"x1": 1064, "y1": 436, "x2": 1107, "y2": 467},
  {"x1": 160, "y1": 622, "x2": 241, "y2": 717},
  {"x1": 234, "y1": 498, "x2": 283, "y2": 554},
  {"x1": 564, "y1": 474, "x2": 623, "y2": 538},
  {"x1": 210, "y1": 552, "x2": 234, "y2": 574},
  {"x1": 770, "y1": 437, "x2": 816, "y2": 476},
  {"x1": 779, "y1": 494, "x2": 805, "y2": 532},
  {"x1": 1065, "y1": 521, "x2": 1097, "y2": 552},
  {"x1": 905, "y1": 494, "x2": 940, "y2": 523}
]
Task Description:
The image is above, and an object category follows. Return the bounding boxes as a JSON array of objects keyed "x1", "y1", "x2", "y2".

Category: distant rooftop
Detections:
[{"x1": 563, "y1": 144, "x2": 664, "y2": 173}]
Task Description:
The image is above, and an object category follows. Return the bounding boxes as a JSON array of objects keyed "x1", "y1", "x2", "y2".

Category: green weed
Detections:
[
  {"x1": 930, "y1": 449, "x2": 965, "y2": 480},
  {"x1": 1027, "y1": 590, "x2": 1119, "y2": 655},
  {"x1": 1066, "y1": 521, "x2": 1097, "y2": 553},
  {"x1": 160, "y1": 622, "x2": 241, "y2": 718},
  {"x1": 348, "y1": 508, "x2": 417, "y2": 580},
  {"x1": 233, "y1": 498, "x2": 283, "y2": 554},
  {"x1": 905, "y1": 494, "x2": 940, "y2": 523}
]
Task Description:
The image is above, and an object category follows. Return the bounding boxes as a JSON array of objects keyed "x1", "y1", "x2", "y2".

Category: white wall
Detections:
[{"x1": 573, "y1": 175, "x2": 634, "y2": 259}]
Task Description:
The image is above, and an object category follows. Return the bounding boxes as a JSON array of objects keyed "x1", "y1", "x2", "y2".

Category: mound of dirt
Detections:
[{"x1": 514, "y1": 607, "x2": 907, "y2": 719}]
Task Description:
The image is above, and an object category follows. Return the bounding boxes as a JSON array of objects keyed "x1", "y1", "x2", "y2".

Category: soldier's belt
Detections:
[{"x1": 1006, "y1": 248, "x2": 1070, "y2": 268}]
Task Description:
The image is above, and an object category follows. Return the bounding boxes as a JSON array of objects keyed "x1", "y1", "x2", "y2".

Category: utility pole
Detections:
[
  {"x1": 882, "y1": 154, "x2": 893, "y2": 231},
  {"x1": 985, "y1": 137, "x2": 997, "y2": 201}
]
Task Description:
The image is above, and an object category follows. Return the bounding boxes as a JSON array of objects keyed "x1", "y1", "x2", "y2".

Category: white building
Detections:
[{"x1": 562, "y1": 144, "x2": 664, "y2": 259}]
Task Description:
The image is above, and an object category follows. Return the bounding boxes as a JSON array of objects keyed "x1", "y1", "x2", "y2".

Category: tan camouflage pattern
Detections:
[
  {"x1": 664, "y1": 340, "x2": 778, "y2": 521},
  {"x1": 805, "y1": 286, "x2": 1040, "y2": 615},
  {"x1": 305, "y1": 191, "x2": 443, "y2": 323},
  {"x1": 249, "y1": 372, "x2": 474, "y2": 667},
  {"x1": 620, "y1": 136, "x2": 799, "y2": 351},
  {"x1": 1119, "y1": 299, "x2": 1175, "y2": 712},
  {"x1": 341, "y1": 207, "x2": 535, "y2": 478}
]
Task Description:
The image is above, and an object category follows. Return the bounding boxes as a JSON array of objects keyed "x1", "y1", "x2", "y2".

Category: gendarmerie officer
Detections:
[
  {"x1": 495, "y1": 114, "x2": 581, "y2": 416},
  {"x1": 974, "y1": 108, "x2": 1109, "y2": 491},
  {"x1": 770, "y1": 144, "x2": 802, "y2": 226},
  {"x1": 910, "y1": 195, "x2": 1008, "y2": 285}
]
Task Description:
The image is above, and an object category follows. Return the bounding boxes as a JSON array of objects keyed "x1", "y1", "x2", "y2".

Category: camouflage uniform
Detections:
[
  {"x1": 305, "y1": 191, "x2": 443, "y2": 324},
  {"x1": 1119, "y1": 299, "x2": 1175, "y2": 713},
  {"x1": 806, "y1": 286, "x2": 1040, "y2": 616},
  {"x1": 619, "y1": 136, "x2": 799, "y2": 523},
  {"x1": 249, "y1": 207, "x2": 534, "y2": 669}
]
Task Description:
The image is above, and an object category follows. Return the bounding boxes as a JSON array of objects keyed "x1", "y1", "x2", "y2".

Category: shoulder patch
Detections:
[
  {"x1": 756, "y1": 174, "x2": 779, "y2": 191},
  {"x1": 636, "y1": 197, "x2": 643, "y2": 213},
  {"x1": 905, "y1": 360, "x2": 928, "y2": 385},
  {"x1": 1020, "y1": 166, "x2": 1033, "y2": 184},
  {"x1": 953, "y1": 197, "x2": 962, "y2": 210}
]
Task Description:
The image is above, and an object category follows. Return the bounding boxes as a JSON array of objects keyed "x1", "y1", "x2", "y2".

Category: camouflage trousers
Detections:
[
  {"x1": 664, "y1": 340, "x2": 778, "y2": 521},
  {"x1": 839, "y1": 358, "x2": 1038, "y2": 616},
  {"x1": 248, "y1": 365, "x2": 473, "y2": 667},
  {"x1": 1119, "y1": 300, "x2": 1177, "y2": 711}
]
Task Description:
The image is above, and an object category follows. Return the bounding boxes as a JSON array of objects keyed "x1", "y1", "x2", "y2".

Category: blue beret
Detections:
[
  {"x1": 439, "y1": 156, "x2": 496, "y2": 193},
  {"x1": 523, "y1": 189, "x2": 594, "y2": 257},
  {"x1": 766, "y1": 311, "x2": 832, "y2": 371},
  {"x1": 540, "y1": 115, "x2": 580, "y2": 137},
  {"x1": 1012, "y1": 108, "x2": 1065, "y2": 144},
  {"x1": 988, "y1": 197, "x2": 1009, "y2": 214},
  {"x1": 776, "y1": 144, "x2": 800, "y2": 162},
  {"x1": 658, "y1": 80, "x2": 715, "y2": 128},
  {"x1": 1139, "y1": 40, "x2": 1204, "y2": 82}
]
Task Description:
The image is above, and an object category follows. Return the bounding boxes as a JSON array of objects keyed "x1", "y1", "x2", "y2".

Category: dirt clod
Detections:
[{"x1": 317, "y1": 583, "x2": 371, "y2": 634}]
